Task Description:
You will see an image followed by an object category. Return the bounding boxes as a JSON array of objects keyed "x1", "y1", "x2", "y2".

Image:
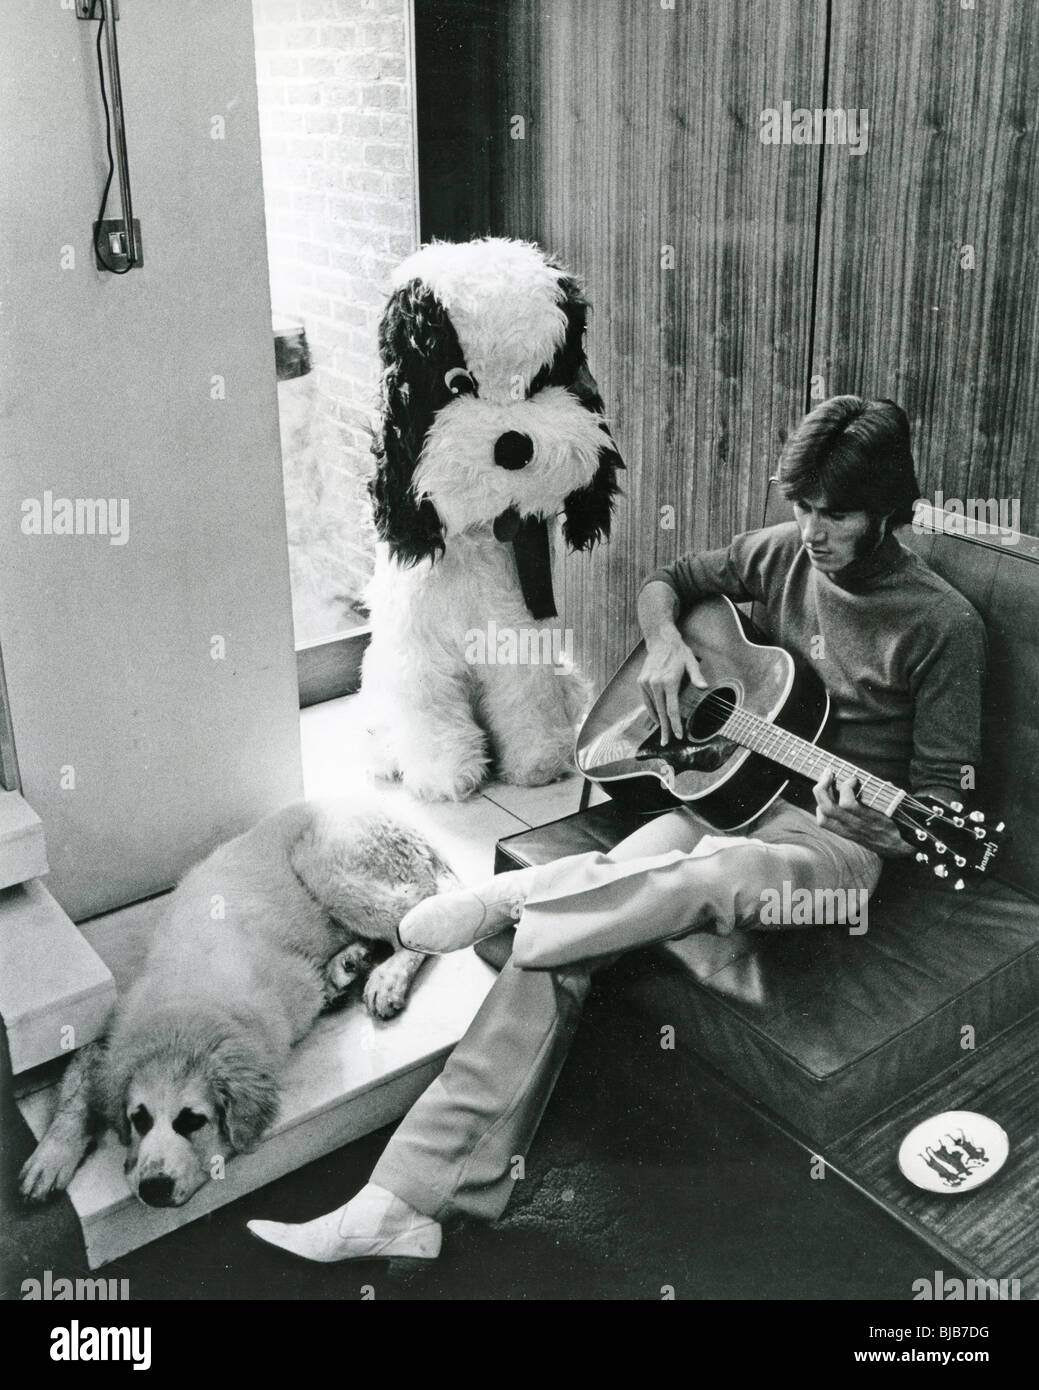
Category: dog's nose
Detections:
[
  {"x1": 494, "y1": 431, "x2": 534, "y2": 470},
  {"x1": 139, "y1": 1175, "x2": 176, "y2": 1207}
]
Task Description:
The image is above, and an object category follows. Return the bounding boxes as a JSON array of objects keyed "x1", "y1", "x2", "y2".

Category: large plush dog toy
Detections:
[{"x1": 360, "y1": 237, "x2": 623, "y2": 802}]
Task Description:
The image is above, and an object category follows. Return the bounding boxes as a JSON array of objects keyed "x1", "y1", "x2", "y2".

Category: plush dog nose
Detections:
[
  {"x1": 494, "y1": 431, "x2": 534, "y2": 470},
  {"x1": 139, "y1": 1175, "x2": 176, "y2": 1207}
]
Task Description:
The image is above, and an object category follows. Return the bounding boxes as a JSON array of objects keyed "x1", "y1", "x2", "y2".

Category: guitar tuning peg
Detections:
[
  {"x1": 935, "y1": 842, "x2": 947, "y2": 855},
  {"x1": 973, "y1": 826, "x2": 986, "y2": 840},
  {"x1": 969, "y1": 811, "x2": 985, "y2": 823},
  {"x1": 954, "y1": 855, "x2": 966, "y2": 868},
  {"x1": 995, "y1": 821, "x2": 1005, "y2": 834},
  {"x1": 954, "y1": 879, "x2": 965, "y2": 891},
  {"x1": 934, "y1": 864, "x2": 949, "y2": 879},
  {"x1": 915, "y1": 851, "x2": 929, "y2": 864},
  {"x1": 952, "y1": 816, "x2": 965, "y2": 828},
  {"x1": 915, "y1": 830, "x2": 928, "y2": 842},
  {"x1": 950, "y1": 801, "x2": 964, "y2": 813}
]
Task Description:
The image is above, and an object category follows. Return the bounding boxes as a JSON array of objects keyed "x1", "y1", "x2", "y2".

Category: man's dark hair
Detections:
[{"x1": 778, "y1": 396, "x2": 921, "y2": 526}]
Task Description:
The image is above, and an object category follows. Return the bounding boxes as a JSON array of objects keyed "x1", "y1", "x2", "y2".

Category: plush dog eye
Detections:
[
  {"x1": 444, "y1": 367, "x2": 477, "y2": 397},
  {"x1": 130, "y1": 1106, "x2": 153, "y2": 1137},
  {"x1": 173, "y1": 1108, "x2": 208, "y2": 1137}
]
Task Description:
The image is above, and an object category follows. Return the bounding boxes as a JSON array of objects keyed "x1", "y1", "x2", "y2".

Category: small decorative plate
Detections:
[{"x1": 898, "y1": 1111, "x2": 1008, "y2": 1194}]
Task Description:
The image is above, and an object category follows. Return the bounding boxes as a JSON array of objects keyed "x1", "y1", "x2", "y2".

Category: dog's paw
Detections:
[
  {"x1": 360, "y1": 732, "x2": 403, "y2": 785},
  {"x1": 498, "y1": 747, "x2": 572, "y2": 787},
  {"x1": 403, "y1": 757, "x2": 487, "y2": 803},
  {"x1": 322, "y1": 942, "x2": 377, "y2": 1004},
  {"x1": 19, "y1": 1135, "x2": 84, "y2": 1203},
  {"x1": 363, "y1": 956, "x2": 416, "y2": 1020}
]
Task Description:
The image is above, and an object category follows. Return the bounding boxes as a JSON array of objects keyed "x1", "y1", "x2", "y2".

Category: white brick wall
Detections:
[{"x1": 253, "y1": 0, "x2": 418, "y2": 640}]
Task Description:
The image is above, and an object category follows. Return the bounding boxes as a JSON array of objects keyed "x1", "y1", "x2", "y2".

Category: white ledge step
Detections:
[
  {"x1": 18, "y1": 948, "x2": 496, "y2": 1269},
  {"x1": 0, "y1": 879, "x2": 115, "y2": 1073},
  {"x1": 0, "y1": 791, "x2": 48, "y2": 891}
]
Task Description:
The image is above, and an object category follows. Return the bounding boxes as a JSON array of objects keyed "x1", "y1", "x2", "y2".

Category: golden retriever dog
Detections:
[{"x1": 19, "y1": 798, "x2": 449, "y2": 1209}]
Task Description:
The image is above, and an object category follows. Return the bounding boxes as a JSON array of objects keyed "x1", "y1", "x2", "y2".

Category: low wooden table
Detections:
[{"x1": 826, "y1": 1008, "x2": 1039, "y2": 1299}]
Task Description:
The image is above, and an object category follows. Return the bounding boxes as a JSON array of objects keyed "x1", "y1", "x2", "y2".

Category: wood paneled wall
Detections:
[
  {"x1": 415, "y1": 0, "x2": 1039, "y2": 691},
  {"x1": 478, "y1": 0, "x2": 827, "y2": 688},
  {"x1": 493, "y1": 0, "x2": 827, "y2": 689},
  {"x1": 815, "y1": 0, "x2": 1039, "y2": 528}
]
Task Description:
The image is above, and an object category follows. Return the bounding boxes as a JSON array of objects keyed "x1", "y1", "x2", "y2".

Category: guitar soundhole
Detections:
[{"x1": 686, "y1": 685, "x2": 738, "y2": 742}]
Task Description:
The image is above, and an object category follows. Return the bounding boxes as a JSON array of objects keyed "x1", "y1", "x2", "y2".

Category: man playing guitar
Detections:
[{"x1": 249, "y1": 395, "x2": 987, "y2": 1265}]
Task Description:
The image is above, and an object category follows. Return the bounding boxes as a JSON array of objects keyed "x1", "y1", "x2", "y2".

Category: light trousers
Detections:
[{"x1": 371, "y1": 799, "x2": 881, "y2": 1223}]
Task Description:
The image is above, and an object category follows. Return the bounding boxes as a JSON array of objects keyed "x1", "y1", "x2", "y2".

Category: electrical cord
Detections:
[{"x1": 90, "y1": 0, "x2": 133, "y2": 274}]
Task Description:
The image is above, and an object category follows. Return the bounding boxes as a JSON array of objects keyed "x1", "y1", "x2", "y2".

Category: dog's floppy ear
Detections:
[
  {"x1": 207, "y1": 1034, "x2": 280, "y2": 1154},
  {"x1": 562, "y1": 435, "x2": 625, "y2": 551},
  {"x1": 94, "y1": 1037, "x2": 132, "y2": 1145},
  {"x1": 548, "y1": 273, "x2": 625, "y2": 551},
  {"x1": 100, "y1": 1082, "x2": 132, "y2": 1147},
  {"x1": 369, "y1": 277, "x2": 466, "y2": 566}
]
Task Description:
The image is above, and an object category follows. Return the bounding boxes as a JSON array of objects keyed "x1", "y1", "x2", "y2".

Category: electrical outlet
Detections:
[{"x1": 93, "y1": 219, "x2": 143, "y2": 272}]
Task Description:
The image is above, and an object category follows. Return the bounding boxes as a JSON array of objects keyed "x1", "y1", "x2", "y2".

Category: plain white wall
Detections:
[{"x1": 0, "y1": 0, "x2": 304, "y2": 921}]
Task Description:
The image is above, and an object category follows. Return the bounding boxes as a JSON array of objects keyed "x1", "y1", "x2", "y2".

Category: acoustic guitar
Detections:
[{"x1": 575, "y1": 595, "x2": 1003, "y2": 888}]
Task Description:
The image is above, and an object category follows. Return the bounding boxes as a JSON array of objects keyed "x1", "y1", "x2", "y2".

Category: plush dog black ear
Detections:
[
  {"x1": 208, "y1": 1036, "x2": 280, "y2": 1154},
  {"x1": 370, "y1": 278, "x2": 467, "y2": 566},
  {"x1": 547, "y1": 274, "x2": 625, "y2": 551},
  {"x1": 562, "y1": 431, "x2": 625, "y2": 551}
]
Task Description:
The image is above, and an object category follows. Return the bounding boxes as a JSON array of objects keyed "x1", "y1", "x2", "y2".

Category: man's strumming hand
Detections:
[
  {"x1": 636, "y1": 581, "x2": 708, "y2": 743},
  {"x1": 637, "y1": 628, "x2": 707, "y2": 743},
  {"x1": 813, "y1": 769, "x2": 914, "y2": 858}
]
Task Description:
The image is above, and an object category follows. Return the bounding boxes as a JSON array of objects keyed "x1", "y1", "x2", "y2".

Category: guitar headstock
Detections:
[{"x1": 899, "y1": 797, "x2": 1006, "y2": 889}]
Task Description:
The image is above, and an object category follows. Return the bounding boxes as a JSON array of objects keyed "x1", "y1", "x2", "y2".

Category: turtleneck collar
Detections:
[{"x1": 819, "y1": 529, "x2": 909, "y2": 593}]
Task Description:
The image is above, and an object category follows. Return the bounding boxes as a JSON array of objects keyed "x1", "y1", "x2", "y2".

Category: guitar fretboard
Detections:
[{"x1": 721, "y1": 703, "x2": 905, "y2": 818}]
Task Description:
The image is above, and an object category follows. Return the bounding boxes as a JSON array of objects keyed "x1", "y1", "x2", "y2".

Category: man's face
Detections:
[{"x1": 791, "y1": 491, "x2": 885, "y2": 574}]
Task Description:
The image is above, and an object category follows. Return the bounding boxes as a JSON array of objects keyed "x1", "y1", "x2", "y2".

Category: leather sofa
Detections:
[{"x1": 491, "y1": 487, "x2": 1039, "y2": 1146}]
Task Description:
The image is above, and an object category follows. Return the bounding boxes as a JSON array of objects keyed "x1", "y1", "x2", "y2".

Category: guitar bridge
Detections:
[{"x1": 636, "y1": 731, "x2": 736, "y2": 773}]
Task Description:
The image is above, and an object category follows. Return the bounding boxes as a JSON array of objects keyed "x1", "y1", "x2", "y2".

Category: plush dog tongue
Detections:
[{"x1": 493, "y1": 508, "x2": 558, "y2": 620}]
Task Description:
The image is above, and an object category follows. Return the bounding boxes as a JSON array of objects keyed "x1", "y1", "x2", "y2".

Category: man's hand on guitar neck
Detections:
[
  {"x1": 636, "y1": 582, "x2": 707, "y2": 743},
  {"x1": 813, "y1": 769, "x2": 914, "y2": 858}
]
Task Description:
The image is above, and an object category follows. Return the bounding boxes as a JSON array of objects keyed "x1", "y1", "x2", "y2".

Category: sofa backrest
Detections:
[{"x1": 760, "y1": 481, "x2": 1039, "y2": 900}]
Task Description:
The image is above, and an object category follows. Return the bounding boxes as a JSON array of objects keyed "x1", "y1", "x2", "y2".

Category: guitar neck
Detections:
[{"x1": 723, "y1": 705, "x2": 906, "y2": 818}]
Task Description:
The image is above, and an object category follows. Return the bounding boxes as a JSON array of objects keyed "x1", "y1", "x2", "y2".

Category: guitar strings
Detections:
[
  {"x1": 676, "y1": 689, "x2": 972, "y2": 833},
  {"x1": 686, "y1": 690, "x2": 892, "y2": 801},
  {"x1": 639, "y1": 684, "x2": 995, "y2": 877}
]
